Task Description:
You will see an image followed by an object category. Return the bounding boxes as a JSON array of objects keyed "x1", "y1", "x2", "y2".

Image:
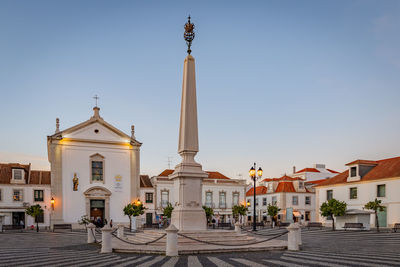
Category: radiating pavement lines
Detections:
[
  {"x1": 187, "y1": 256, "x2": 203, "y2": 267},
  {"x1": 93, "y1": 256, "x2": 139, "y2": 267},
  {"x1": 207, "y1": 256, "x2": 235, "y2": 267},
  {"x1": 230, "y1": 258, "x2": 267, "y2": 267},
  {"x1": 279, "y1": 256, "x2": 350, "y2": 267},
  {"x1": 161, "y1": 257, "x2": 179, "y2": 267},
  {"x1": 0, "y1": 250, "x2": 97, "y2": 264},
  {"x1": 136, "y1": 256, "x2": 165, "y2": 267},
  {"x1": 112, "y1": 256, "x2": 152, "y2": 267},
  {"x1": 262, "y1": 259, "x2": 309, "y2": 267},
  {"x1": 54, "y1": 255, "x2": 120, "y2": 267},
  {"x1": 286, "y1": 250, "x2": 400, "y2": 263},
  {"x1": 66, "y1": 255, "x2": 132, "y2": 267},
  {"x1": 23, "y1": 253, "x2": 117, "y2": 267}
]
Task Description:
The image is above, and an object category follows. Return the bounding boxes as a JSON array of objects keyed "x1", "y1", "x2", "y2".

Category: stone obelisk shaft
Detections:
[{"x1": 169, "y1": 54, "x2": 207, "y2": 231}]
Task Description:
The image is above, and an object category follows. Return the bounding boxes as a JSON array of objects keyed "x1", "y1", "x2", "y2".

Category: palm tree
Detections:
[
  {"x1": 25, "y1": 204, "x2": 44, "y2": 232},
  {"x1": 364, "y1": 198, "x2": 385, "y2": 232}
]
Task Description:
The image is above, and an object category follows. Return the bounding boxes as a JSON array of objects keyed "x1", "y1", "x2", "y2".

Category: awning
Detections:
[{"x1": 293, "y1": 211, "x2": 301, "y2": 217}]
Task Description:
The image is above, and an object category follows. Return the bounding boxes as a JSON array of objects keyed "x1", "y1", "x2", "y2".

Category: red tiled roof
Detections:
[
  {"x1": 275, "y1": 182, "x2": 296, "y2": 193},
  {"x1": 246, "y1": 186, "x2": 267, "y2": 197},
  {"x1": 140, "y1": 175, "x2": 153, "y2": 188},
  {"x1": 158, "y1": 169, "x2": 231, "y2": 180},
  {"x1": 295, "y1": 168, "x2": 320, "y2": 173},
  {"x1": 345, "y1": 159, "x2": 378, "y2": 166},
  {"x1": 327, "y1": 169, "x2": 339, "y2": 173},
  {"x1": 305, "y1": 178, "x2": 329, "y2": 185},
  {"x1": 262, "y1": 175, "x2": 302, "y2": 182},
  {"x1": 316, "y1": 156, "x2": 400, "y2": 187},
  {"x1": 0, "y1": 163, "x2": 50, "y2": 185}
]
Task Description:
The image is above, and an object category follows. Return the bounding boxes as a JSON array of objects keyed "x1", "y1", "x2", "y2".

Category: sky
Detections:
[{"x1": 0, "y1": 0, "x2": 399, "y2": 181}]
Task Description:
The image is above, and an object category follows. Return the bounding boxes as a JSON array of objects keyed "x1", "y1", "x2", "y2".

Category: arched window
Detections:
[{"x1": 90, "y1": 154, "x2": 105, "y2": 183}]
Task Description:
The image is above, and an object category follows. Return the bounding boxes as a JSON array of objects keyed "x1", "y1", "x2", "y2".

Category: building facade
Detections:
[
  {"x1": 47, "y1": 107, "x2": 142, "y2": 228},
  {"x1": 246, "y1": 175, "x2": 316, "y2": 224},
  {"x1": 151, "y1": 169, "x2": 247, "y2": 223},
  {"x1": 315, "y1": 157, "x2": 400, "y2": 229},
  {"x1": 0, "y1": 163, "x2": 51, "y2": 229}
]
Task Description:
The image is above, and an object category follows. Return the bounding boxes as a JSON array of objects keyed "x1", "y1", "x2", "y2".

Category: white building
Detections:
[
  {"x1": 139, "y1": 175, "x2": 155, "y2": 226},
  {"x1": 246, "y1": 175, "x2": 316, "y2": 224},
  {"x1": 289, "y1": 164, "x2": 339, "y2": 181},
  {"x1": 0, "y1": 163, "x2": 51, "y2": 229},
  {"x1": 47, "y1": 106, "x2": 142, "y2": 228},
  {"x1": 151, "y1": 169, "x2": 247, "y2": 223},
  {"x1": 315, "y1": 157, "x2": 400, "y2": 229}
]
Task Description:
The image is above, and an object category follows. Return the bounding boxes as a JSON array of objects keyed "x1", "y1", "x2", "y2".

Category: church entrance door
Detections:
[{"x1": 90, "y1": 199, "x2": 105, "y2": 226}]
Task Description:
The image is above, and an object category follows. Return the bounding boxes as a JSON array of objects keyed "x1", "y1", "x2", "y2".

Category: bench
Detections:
[
  {"x1": 2, "y1": 225, "x2": 24, "y2": 232},
  {"x1": 53, "y1": 224, "x2": 72, "y2": 232},
  {"x1": 278, "y1": 222, "x2": 291, "y2": 228},
  {"x1": 307, "y1": 222, "x2": 323, "y2": 230},
  {"x1": 392, "y1": 223, "x2": 400, "y2": 233},
  {"x1": 343, "y1": 223, "x2": 365, "y2": 230}
]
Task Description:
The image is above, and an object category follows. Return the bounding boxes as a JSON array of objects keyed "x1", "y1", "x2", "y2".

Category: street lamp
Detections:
[
  {"x1": 249, "y1": 163, "x2": 262, "y2": 231},
  {"x1": 50, "y1": 197, "x2": 55, "y2": 210}
]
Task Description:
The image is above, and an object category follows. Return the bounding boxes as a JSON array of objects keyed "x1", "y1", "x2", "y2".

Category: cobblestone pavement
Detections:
[{"x1": 0, "y1": 228, "x2": 399, "y2": 266}]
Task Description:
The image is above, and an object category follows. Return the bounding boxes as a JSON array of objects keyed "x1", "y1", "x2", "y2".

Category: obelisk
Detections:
[{"x1": 169, "y1": 16, "x2": 208, "y2": 231}]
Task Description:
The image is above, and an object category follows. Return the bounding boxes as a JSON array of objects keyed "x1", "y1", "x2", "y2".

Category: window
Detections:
[
  {"x1": 327, "y1": 190, "x2": 333, "y2": 200},
  {"x1": 305, "y1": 196, "x2": 311, "y2": 205},
  {"x1": 268, "y1": 183, "x2": 273, "y2": 191},
  {"x1": 13, "y1": 169, "x2": 23, "y2": 180},
  {"x1": 232, "y1": 192, "x2": 239, "y2": 206},
  {"x1": 272, "y1": 196, "x2": 277, "y2": 205},
  {"x1": 91, "y1": 161, "x2": 103, "y2": 181},
  {"x1": 299, "y1": 182, "x2": 304, "y2": 189},
  {"x1": 219, "y1": 192, "x2": 226, "y2": 208},
  {"x1": 205, "y1": 192, "x2": 213, "y2": 207},
  {"x1": 305, "y1": 211, "x2": 310, "y2": 221},
  {"x1": 161, "y1": 191, "x2": 169, "y2": 208},
  {"x1": 35, "y1": 213, "x2": 44, "y2": 223},
  {"x1": 34, "y1": 190, "x2": 44, "y2": 202},
  {"x1": 145, "y1": 193, "x2": 153, "y2": 203},
  {"x1": 292, "y1": 196, "x2": 298, "y2": 205},
  {"x1": 13, "y1": 190, "x2": 22, "y2": 201},
  {"x1": 262, "y1": 197, "x2": 267, "y2": 206},
  {"x1": 255, "y1": 198, "x2": 259, "y2": 206},
  {"x1": 350, "y1": 167, "x2": 357, "y2": 177},
  {"x1": 0, "y1": 189, "x2": 2, "y2": 201},
  {"x1": 349, "y1": 187, "x2": 357, "y2": 199},
  {"x1": 377, "y1": 184, "x2": 386, "y2": 197}
]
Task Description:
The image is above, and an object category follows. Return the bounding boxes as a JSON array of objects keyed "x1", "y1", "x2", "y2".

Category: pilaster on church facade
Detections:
[{"x1": 47, "y1": 107, "x2": 142, "y2": 228}]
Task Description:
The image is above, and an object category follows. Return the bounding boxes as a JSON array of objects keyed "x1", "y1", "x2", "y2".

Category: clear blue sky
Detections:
[{"x1": 0, "y1": 0, "x2": 399, "y2": 179}]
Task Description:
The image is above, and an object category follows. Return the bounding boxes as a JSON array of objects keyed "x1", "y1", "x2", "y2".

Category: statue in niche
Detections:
[{"x1": 73, "y1": 173, "x2": 79, "y2": 191}]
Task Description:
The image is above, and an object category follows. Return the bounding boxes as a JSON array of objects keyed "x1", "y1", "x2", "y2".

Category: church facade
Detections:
[{"x1": 47, "y1": 107, "x2": 141, "y2": 228}]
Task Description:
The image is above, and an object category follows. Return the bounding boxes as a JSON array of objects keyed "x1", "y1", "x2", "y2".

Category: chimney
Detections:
[{"x1": 293, "y1": 166, "x2": 296, "y2": 174}]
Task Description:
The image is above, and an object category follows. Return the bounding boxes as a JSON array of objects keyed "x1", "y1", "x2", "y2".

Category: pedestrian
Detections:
[
  {"x1": 20, "y1": 220, "x2": 24, "y2": 229},
  {"x1": 110, "y1": 219, "x2": 113, "y2": 228}
]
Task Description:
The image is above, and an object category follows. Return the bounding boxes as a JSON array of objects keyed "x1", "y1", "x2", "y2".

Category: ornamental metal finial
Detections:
[{"x1": 184, "y1": 15, "x2": 195, "y2": 54}]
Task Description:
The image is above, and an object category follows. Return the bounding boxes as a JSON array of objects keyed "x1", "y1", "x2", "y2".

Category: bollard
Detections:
[
  {"x1": 295, "y1": 222, "x2": 302, "y2": 245},
  {"x1": 117, "y1": 224, "x2": 124, "y2": 238},
  {"x1": 287, "y1": 223, "x2": 300, "y2": 251},
  {"x1": 87, "y1": 223, "x2": 96, "y2": 244},
  {"x1": 101, "y1": 225, "x2": 113, "y2": 253},
  {"x1": 165, "y1": 224, "x2": 179, "y2": 256},
  {"x1": 234, "y1": 222, "x2": 241, "y2": 234}
]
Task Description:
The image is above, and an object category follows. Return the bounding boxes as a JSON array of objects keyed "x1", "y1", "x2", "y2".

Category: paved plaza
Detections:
[{"x1": 1, "y1": 228, "x2": 399, "y2": 266}]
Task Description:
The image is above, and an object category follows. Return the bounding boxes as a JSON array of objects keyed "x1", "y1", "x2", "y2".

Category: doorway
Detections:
[
  {"x1": 377, "y1": 207, "x2": 387, "y2": 228},
  {"x1": 146, "y1": 213, "x2": 153, "y2": 225},
  {"x1": 90, "y1": 200, "x2": 105, "y2": 226},
  {"x1": 12, "y1": 212, "x2": 25, "y2": 226}
]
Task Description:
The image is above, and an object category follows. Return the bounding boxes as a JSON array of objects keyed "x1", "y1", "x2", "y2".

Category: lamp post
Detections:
[{"x1": 249, "y1": 163, "x2": 263, "y2": 231}]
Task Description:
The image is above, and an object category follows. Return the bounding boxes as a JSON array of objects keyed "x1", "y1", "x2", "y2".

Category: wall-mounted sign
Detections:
[{"x1": 114, "y1": 175, "x2": 123, "y2": 192}]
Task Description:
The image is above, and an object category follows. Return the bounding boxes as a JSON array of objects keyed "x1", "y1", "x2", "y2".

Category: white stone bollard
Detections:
[
  {"x1": 87, "y1": 223, "x2": 96, "y2": 244},
  {"x1": 295, "y1": 222, "x2": 302, "y2": 245},
  {"x1": 117, "y1": 224, "x2": 124, "y2": 238},
  {"x1": 101, "y1": 225, "x2": 113, "y2": 253},
  {"x1": 287, "y1": 223, "x2": 300, "y2": 251},
  {"x1": 131, "y1": 217, "x2": 137, "y2": 232},
  {"x1": 235, "y1": 222, "x2": 241, "y2": 233},
  {"x1": 165, "y1": 224, "x2": 179, "y2": 257}
]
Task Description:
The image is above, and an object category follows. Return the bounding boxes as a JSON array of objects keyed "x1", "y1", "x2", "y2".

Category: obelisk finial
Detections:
[
  {"x1": 184, "y1": 15, "x2": 195, "y2": 54},
  {"x1": 55, "y1": 118, "x2": 60, "y2": 133}
]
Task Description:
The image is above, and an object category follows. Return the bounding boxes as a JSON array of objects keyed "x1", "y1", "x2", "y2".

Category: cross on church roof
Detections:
[{"x1": 93, "y1": 95, "x2": 99, "y2": 107}]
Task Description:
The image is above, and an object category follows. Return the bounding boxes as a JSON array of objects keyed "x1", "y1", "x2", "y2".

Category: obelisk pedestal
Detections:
[{"x1": 169, "y1": 54, "x2": 208, "y2": 231}]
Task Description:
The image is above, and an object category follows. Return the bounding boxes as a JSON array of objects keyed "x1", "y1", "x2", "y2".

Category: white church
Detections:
[{"x1": 47, "y1": 106, "x2": 141, "y2": 228}]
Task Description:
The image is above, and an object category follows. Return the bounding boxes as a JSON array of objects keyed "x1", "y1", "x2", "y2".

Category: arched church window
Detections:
[{"x1": 90, "y1": 153, "x2": 105, "y2": 184}]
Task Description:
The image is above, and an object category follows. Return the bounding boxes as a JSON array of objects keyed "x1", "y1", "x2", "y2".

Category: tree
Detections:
[
  {"x1": 267, "y1": 204, "x2": 280, "y2": 226},
  {"x1": 25, "y1": 204, "x2": 44, "y2": 232},
  {"x1": 364, "y1": 198, "x2": 385, "y2": 232},
  {"x1": 232, "y1": 204, "x2": 248, "y2": 223},
  {"x1": 320, "y1": 198, "x2": 347, "y2": 231},
  {"x1": 78, "y1": 215, "x2": 90, "y2": 229},
  {"x1": 163, "y1": 203, "x2": 174, "y2": 219},
  {"x1": 202, "y1": 206, "x2": 214, "y2": 223},
  {"x1": 123, "y1": 202, "x2": 146, "y2": 231}
]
